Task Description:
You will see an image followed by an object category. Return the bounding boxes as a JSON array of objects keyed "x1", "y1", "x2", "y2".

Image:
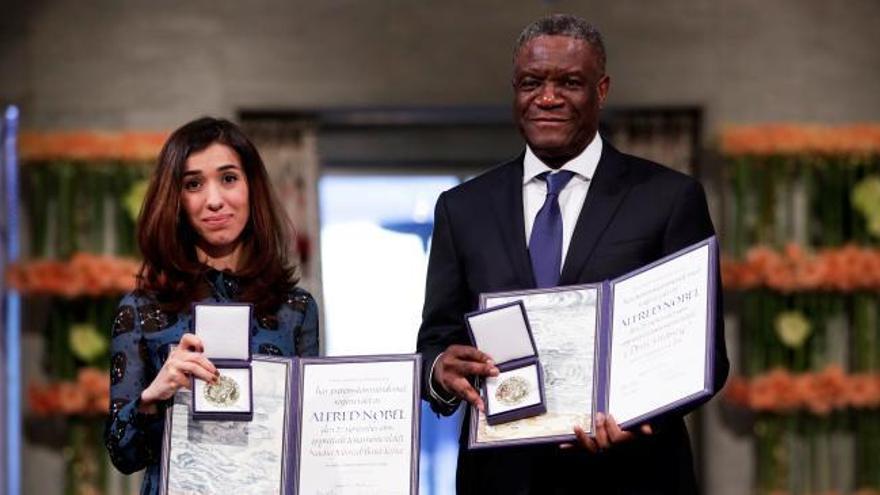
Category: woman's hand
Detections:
[{"x1": 139, "y1": 333, "x2": 218, "y2": 412}]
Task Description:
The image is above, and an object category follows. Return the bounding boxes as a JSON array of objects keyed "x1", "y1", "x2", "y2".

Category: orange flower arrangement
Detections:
[
  {"x1": 724, "y1": 366, "x2": 880, "y2": 414},
  {"x1": 6, "y1": 253, "x2": 140, "y2": 297},
  {"x1": 724, "y1": 376, "x2": 750, "y2": 407},
  {"x1": 28, "y1": 367, "x2": 110, "y2": 417},
  {"x1": 769, "y1": 489, "x2": 880, "y2": 495},
  {"x1": 722, "y1": 244, "x2": 880, "y2": 292},
  {"x1": 768, "y1": 492, "x2": 851, "y2": 495},
  {"x1": 749, "y1": 368, "x2": 802, "y2": 412},
  {"x1": 796, "y1": 364, "x2": 848, "y2": 415},
  {"x1": 721, "y1": 124, "x2": 880, "y2": 156},
  {"x1": 844, "y1": 373, "x2": 880, "y2": 409},
  {"x1": 19, "y1": 131, "x2": 168, "y2": 161}
]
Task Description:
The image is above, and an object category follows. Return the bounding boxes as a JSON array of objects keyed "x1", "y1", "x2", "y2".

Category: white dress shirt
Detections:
[
  {"x1": 428, "y1": 134, "x2": 603, "y2": 406},
  {"x1": 523, "y1": 133, "x2": 602, "y2": 269}
]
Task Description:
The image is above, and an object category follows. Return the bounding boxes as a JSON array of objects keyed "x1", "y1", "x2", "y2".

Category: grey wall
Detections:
[{"x1": 1, "y1": 0, "x2": 878, "y2": 136}]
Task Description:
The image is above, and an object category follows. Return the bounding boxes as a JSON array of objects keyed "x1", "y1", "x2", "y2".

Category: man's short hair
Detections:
[{"x1": 514, "y1": 14, "x2": 607, "y2": 75}]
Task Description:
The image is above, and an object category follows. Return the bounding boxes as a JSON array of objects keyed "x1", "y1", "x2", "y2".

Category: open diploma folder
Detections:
[
  {"x1": 160, "y1": 354, "x2": 421, "y2": 495},
  {"x1": 468, "y1": 236, "x2": 718, "y2": 449}
]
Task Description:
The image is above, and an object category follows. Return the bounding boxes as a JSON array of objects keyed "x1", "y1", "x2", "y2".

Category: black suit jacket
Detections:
[{"x1": 416, "y1": 141, "x2": 729, "y2": 495}]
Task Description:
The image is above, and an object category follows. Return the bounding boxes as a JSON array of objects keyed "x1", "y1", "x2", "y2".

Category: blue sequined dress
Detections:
[{"x1": 104, "y1": 270, "x2": 319, "y2": 494}]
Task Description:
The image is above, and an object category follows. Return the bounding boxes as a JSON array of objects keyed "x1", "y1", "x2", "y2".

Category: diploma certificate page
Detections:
[
  {"x1": 298, "y1": 360, "x2": 415, "y2": 495},
  {"x1": 165, "y1": 359, "x2": 289, "y2": 495},
  {"x1": 480, "y1": 287, "x2": 598, "y2": 442},
  {"x1": 608, "y1": 244, "x2": 710, "y2": 425}
]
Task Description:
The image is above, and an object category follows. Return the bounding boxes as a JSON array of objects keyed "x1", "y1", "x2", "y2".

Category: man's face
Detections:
[{"x1": 513, "y1": 35, "x2": 610, "y2": 166}]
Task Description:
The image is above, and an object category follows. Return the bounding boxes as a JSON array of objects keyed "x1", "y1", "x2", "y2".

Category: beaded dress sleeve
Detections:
[{"x1": 104, "y1": 292, "x2": 164, "y2": 475}]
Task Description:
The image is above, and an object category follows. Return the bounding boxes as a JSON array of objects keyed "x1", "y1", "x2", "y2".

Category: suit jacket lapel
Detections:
[
  {"x1": 488, "y1": 155, "x2": 536, "y2": 288},
  {"x1": 560, "y1": 142, "x2": 633, "y2": 285}
]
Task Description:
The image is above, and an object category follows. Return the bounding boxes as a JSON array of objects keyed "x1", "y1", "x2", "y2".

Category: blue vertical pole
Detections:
[{"x1": 3, "y1": 105, "x2": 21, "y2": 495}]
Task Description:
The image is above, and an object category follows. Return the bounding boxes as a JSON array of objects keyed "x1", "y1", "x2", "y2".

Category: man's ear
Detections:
[{"x1": 597, "y1": 74, "x2": 610, "y2": 109}]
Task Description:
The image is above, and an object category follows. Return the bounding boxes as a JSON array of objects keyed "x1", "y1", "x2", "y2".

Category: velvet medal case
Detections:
[
  {"x1": 465, "y1": 301, "x2": 546, "y2": 425},
  {"x1": 191, "y1": 303, "x2": 254, "y2": 421}
]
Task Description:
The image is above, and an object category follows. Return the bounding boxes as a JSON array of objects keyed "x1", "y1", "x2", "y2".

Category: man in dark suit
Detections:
[{"x1": 416, "y1": 14, "x2": 729, "y2": 495}]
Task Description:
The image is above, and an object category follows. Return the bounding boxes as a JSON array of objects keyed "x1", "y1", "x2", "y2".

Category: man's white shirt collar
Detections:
[{"x1": 523, "y1": 133, "x2": 603, "y2": 185}]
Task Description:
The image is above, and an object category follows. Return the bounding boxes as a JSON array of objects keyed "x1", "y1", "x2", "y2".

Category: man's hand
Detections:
[
  {"x1": 563, "y1": 413, "x2": 653, "y2": 453},
  {"x1": 434, "y1": 344, "x2": 499, "y2": 411}
]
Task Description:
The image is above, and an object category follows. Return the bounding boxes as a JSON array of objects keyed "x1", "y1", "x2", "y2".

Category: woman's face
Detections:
[{"x1": 181, "y1": 142, "x2": 250, "y2": 258}]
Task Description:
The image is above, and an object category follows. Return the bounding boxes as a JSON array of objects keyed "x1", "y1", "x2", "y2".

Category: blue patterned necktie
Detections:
[{"x1": 529, "y1": 170, "x2": 575, "y2": 288}]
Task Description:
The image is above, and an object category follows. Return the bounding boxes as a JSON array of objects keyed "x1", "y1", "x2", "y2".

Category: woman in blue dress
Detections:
[{"x1": 104, "y1": 117, "x2": 319, "y2": 494}]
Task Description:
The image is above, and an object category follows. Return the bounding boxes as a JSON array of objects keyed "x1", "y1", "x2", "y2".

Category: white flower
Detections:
[
  {"x1": 774, "y1": 311, "x2": 811, "y2": 349},
  {"x1": 852, "y1": 176, "x2": 880, "y2": 237},
  {"x1": 69, "y1": 323, "x2": 108, "y2": 363},
  {"x1": 124, "y1": 179, "x2": 150, "y2": 223}
]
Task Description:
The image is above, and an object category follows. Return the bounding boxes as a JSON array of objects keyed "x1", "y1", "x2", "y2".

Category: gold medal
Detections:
[
  {"x1": 495, "y1": 376, "x2": 529, "y2": 406},
  {"x1": 204, "y1": 374, "x2": 240, "y2": 407}
]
